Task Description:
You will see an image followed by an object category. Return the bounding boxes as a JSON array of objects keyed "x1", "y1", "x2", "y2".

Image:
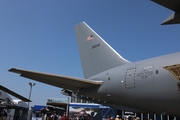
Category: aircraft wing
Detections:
[
  {"x1": 8, "y1": 68, "x2": 103, "y2": 91},
  {"x1": 152, "y1": 0, "x2": 180, "y2": 11},
  {"x1": 152, "y1": 0, "x2": 180, "y2": 25},
  {"x1": 0, "y1": 85, "x2": 31, "y2": 102}
]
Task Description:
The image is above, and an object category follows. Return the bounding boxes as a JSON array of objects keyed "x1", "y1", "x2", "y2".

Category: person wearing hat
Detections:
[{"x1": 114, "y1": 115, "x2": 120, "y2": 120}]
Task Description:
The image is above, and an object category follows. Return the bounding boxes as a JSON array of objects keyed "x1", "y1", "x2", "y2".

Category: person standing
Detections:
[
  {"x1": 115, "y1": 115, "x2": 120, "y2": 120},
  {"x1": 58, "y1": 115, "x2": 61, "y2": 120},
  {"x1": 61, "y1": 113, "x2": 68, "y2": 120}
]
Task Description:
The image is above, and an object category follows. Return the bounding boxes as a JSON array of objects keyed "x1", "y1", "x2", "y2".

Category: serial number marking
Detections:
[{"x1": 92, "y1": 43, "x2": 100, "y2": 49}]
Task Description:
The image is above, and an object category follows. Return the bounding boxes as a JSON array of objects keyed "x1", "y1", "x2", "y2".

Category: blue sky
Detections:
[{"x1": 0, "y1": 0, "x2": 179, "y2": 106}]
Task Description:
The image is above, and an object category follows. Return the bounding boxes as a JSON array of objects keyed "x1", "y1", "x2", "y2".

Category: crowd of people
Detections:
[
  {"x1": 47, "y1": 113, "x2": 68, "y2": 120},
  {"x1": 47, "y1": 113, "x2": 141, "y2": 120},
  {"x1": 102, "y1": 115, "x2": 140, "y2": 120},
  {"x1": 48, "y1": 113, "x2": 92, "y2": 120},
  {"x1": 102, "y1": 115, "x2": 122, "y2": 120}
]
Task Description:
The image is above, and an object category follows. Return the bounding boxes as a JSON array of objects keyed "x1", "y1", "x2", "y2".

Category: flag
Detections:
[{"x1": 87, "y1": 35, "x2": 93, "y2": 41}]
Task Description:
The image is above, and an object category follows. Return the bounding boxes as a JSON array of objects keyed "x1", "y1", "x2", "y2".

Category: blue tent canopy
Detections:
[{"x1": 33, "y1": 105, "x2": 45, "y2": 111}]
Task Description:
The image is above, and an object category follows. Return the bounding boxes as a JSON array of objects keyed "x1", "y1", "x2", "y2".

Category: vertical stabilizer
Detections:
[{"x1": 75, "y1": 22, "x2": 130, "y2": 79}]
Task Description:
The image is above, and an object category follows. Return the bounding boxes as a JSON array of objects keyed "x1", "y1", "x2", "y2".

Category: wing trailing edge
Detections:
[{"x1": 8, "y1": 68, "x2": 103, "y2": 91}]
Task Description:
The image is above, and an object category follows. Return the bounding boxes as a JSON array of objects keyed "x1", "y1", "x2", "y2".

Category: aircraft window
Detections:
[{"x1": 156, "y1": 70, "x2": 159, "y2": 74}]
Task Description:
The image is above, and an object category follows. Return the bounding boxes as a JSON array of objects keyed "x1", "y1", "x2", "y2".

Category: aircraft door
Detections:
[{"x1": 124, "y1": 67, "x2": 137, "y2": 89}]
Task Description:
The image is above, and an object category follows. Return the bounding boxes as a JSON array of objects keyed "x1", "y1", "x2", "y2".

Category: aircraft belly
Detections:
[{"x1": 135, "y1": 100, "x2": 180, "y2": 116}]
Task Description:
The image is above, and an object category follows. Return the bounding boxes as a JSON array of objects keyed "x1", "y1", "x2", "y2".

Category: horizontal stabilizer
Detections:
[
  {"x1": 9, "y1": 68, "x2": 103, "y2": 91},
  {"x1": 0, "y1": 85, "x2": 31, "y2": 102}
]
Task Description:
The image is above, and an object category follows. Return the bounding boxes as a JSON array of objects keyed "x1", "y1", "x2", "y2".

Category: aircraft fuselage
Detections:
[{"x1": 78, "y1": 52, "x2": 180, "y2": 116}]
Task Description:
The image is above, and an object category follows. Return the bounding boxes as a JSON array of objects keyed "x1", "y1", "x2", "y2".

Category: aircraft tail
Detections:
[{"x1": 75, "y1": 22, "x2": 130, "y2": 79}]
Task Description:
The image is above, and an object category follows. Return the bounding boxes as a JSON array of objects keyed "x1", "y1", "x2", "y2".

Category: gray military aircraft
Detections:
[{"x1": 9, "y1": 22, "x2": 180, "y2": 116}]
